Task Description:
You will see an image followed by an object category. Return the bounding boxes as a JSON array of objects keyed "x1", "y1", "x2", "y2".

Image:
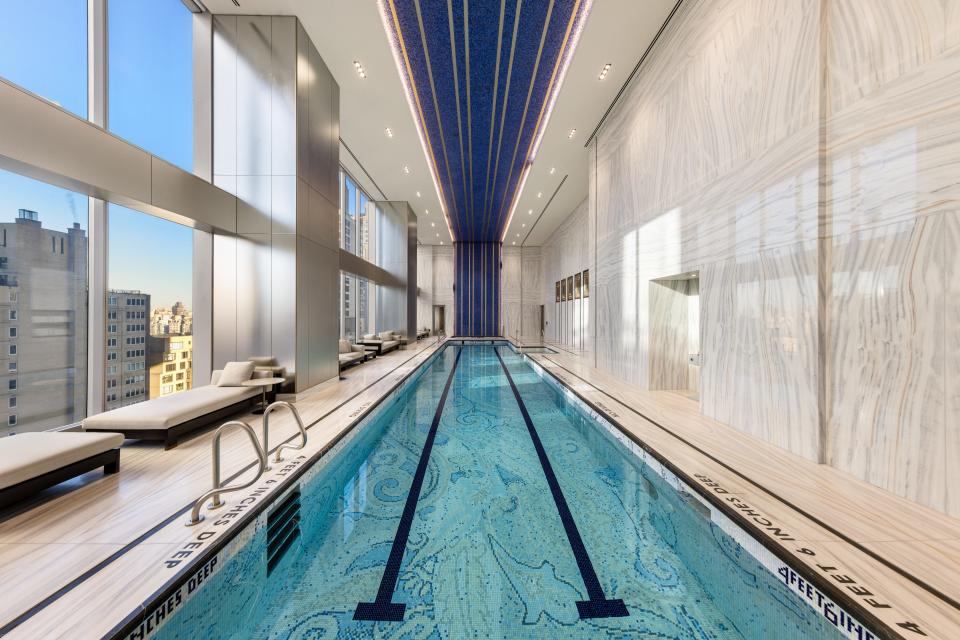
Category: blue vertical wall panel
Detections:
[{"x1": 455, "y1": 242, "x2": 500, "y2": 336}]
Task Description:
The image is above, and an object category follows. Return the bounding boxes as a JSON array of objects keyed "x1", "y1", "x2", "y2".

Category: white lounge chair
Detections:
[
  {"x1": 338, "y1": 339, "x2": 366, "y2": 370},
  {"x1": 83, "y1": 362, "x2": 266, "y2": 449},
  {"x1": 0, "y1": 431, "x2": 124, "y2": 508},
  {"x1": 359, "y1": 331, "x2": 401, "y2": 354}
]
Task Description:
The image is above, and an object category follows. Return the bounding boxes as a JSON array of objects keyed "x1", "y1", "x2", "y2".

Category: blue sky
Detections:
[{"x1": 0, "y1": 0, "x2": 194, "y2": 308}]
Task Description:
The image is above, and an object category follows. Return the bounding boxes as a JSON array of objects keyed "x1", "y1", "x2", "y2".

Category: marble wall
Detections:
[
  {"x1": 562, "y1": 0, "x2": 960, "y2": 516},
  {"x1": 416, "y1": 245, "x2": 455, "y2": 336},
  {"x1": 824, "y1": 0, "x2": 960, "y2": 516},
  {"x1": 541, "y1": 198, "x2": 592, "y2": 352},
  {"x1": 501, "y1": 246, "x2": 542, "y2": 341}
]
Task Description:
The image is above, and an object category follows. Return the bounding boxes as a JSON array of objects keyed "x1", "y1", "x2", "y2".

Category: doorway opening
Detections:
[
  {"x1": 432, "y1": 305, "x2": 446, "y2": 337},
  {"x1": 648, "y1": 271, "x2": 700, "y2": 401}
]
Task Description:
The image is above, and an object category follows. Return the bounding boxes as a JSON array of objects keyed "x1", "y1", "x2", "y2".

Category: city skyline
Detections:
[
  {"x1": 0, "y1": 0, "x2": 194, "y2": 310},
  {"x1": 0, "y1": 171, "x2": 193, "y2": 309}
]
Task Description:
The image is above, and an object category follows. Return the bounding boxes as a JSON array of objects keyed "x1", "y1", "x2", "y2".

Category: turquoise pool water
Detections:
[{"x1": 152, "y1": 343, "x2": 853, "y2": 639}]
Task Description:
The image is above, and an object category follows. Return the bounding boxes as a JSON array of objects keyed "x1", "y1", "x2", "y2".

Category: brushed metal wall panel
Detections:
[
  {"x1": 236, "y1": 15, "x2": 273, "y2": 178},
  {"x1": 295, "y1": 21, "x2": 310, "y2": 184},
  {"x1": 192, "y1": 14, "x2": 213, "y2": 181},
  {"x1": 192, "y1": 229, "x2": 214, "y2": 385},
  {"x1": 271, "y1": 175, "x2": 296, "y2": 235},
  {"x1": 212, "y1": 16, "x2": 237, "y2": 177},
  {"x1": 303, "y1": 184, "x2": 338, "y2": 251},
  {"x1": 213, "y1": 232, "x2": 238, "y2": 367},
  {"x1": 236, "y1": 174, "x2": 271, "y2": 234},
  {"x1": 271, "y1": 17, "x2": 297, "y2": 178},
  {"x1": 236, "y1": 233, "x2": 272, "y2": 358},
  {"x1": 271, "y1": 233, "x2": 297, "y2": 390},
  {"x1": 295, "y1": 235, "x2": 310, "y2": 390},
  {"x1": 307, "y1": 42, "x2": 334, "y2": 199},
  {"x1": 0, "y1": 79, "x2": 151, "y2": 203},
  {"x1": 407, "y1": 208, "x2": 417, "y2": 338},
  {"x1": 304, "y1": 238, "x2": 339, "y2": 386},
  {"x1": 339, "y1": 250, "x2": 394, "y2": 287},
  {"x1": 152, "y1": 157, "x2": 237, "y2": 232},
  {"x1": 327, "y1": 75, "x2": 340, "y2": 202}
]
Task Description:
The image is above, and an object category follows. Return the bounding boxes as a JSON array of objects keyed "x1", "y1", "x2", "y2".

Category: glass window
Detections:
[
  {"x1": 340, "y1": 272, "x2": 373, "y2": 342},
  {"x1": 339, "y1": 170, "x2": 376, "y2": 259},
  {"x1": 0, "y1": 169, "x2": 88, "y2": 436},
  {"x1": 342, "y1": 173, "x2": 358, "y2": 255},
  {"x1": 108, "y1": 205, "x2": 193, "y2": 409},
  {"x1": 109, "y1": 0, "x2": 194, "y2": 171},
  {"x1": 358, "y1": 190, "x2": 370, "y2": 260},
  {"x1": 341, "y1": 273, "x2": 356, "y2": 342},
  {"x1": 0, "y1": 0, "x2": 87, "y2": 117}
]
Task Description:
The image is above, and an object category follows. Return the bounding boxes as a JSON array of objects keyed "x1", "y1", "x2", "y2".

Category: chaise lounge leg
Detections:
[{"x1": 104, "y1": 453, "x2": 120, "y2": 475}]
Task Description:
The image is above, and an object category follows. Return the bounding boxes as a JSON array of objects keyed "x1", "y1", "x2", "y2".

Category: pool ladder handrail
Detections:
[
  {"x1": 186, "y1": 420, "x2": 268, "y2": 526},
  {"x1": 262, "y1": 400, "x2": 308, "y2": 465}
]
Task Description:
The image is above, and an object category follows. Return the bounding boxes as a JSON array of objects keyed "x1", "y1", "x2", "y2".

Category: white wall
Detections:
[
  {"x1": 416, "y1": 245, "x2": 455, "y2": 336},
  {"x1": 564, "y1": 0, "x2": 960, "y2": 516},
  {"x1": 541, "y1": 198, "x2": 591, "y2": 353}
]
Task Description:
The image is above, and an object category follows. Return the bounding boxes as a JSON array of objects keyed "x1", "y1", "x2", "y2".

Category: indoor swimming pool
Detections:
[{"x1": 150, "y1": 342, "x2": 864, "y2": 639}]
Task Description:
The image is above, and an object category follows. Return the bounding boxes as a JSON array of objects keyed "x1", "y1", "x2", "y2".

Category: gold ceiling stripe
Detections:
[
  {"x1": 463, "y1": 0, "x2": 474, "y2": 228},
  {"x1": 481, "y1": 0, "x2": 506, "y2": 240},
  {"x1": 387, "y1": 0, "x2": 458, "y2": 238},
  {"x1": 498, "y1": 0, "x2": 577, "y2": 239},
  {"x1": 413, "y1": 0, "x2": 463, "y2": 236},
  {"x1": 483, "y1": 0, "x2": 523, "y2": 240},
  {"x1": 446, "y1": 0, "x2": 470, "y2": 232}
]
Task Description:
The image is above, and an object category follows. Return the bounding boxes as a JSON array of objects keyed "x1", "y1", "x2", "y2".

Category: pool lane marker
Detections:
[
  {"x1": 494, "y1": 348, "x2": 629, "y2": 620},
  {"x1": 354, "y1": 347, "x2": 463, "y2": 622}
]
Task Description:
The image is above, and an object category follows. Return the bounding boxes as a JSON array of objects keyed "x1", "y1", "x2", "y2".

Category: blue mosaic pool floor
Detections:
[{"x1": 156, "y1": 345, "x2": 847, "y2": 639}]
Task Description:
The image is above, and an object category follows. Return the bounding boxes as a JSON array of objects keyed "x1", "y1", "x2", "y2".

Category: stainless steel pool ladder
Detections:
[
  {"x1": 261, "y1": 400, "x2": 308, "y2": 466},
  {"x1": 185, "y1": 420, "x2": 268, "y2": 526}
]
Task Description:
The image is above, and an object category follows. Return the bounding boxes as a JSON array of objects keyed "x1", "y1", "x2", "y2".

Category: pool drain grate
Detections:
[{"x1": 267, "y1": 487, "x2": 302, "y2": 574}]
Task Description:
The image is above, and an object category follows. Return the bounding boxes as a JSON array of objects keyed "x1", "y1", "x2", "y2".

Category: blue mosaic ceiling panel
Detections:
[{"x1": 382, "y1": 0, "x2": 591, "y2": 242}]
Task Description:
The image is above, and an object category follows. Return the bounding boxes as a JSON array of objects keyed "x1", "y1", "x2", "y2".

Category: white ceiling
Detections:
[{"x1": 203, "y1": 0, "x2": 678, "y2": 247}]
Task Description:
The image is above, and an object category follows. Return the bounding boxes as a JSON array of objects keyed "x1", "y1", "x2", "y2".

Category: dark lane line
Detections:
[
  {"x1": 493, "y1": 348, "x2": 629, "y2": 619},
  {"x1": 0, "y1": 340, "x2": 443, "y2": 638},
  {"x1": 537, "y1": 353, "x2": 960, "y2": 615},
  {"x1": 354, "y1": 347, "x2": 463, "y2": 622}
]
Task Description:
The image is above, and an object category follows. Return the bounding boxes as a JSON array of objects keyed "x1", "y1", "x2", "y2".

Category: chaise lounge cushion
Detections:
[
  {"x1": 217, "y1": 361, "x2": 256, "y2": 387},
  {"x1": 82, "y1": 385, "x2": 259, "y2": 432},
  {"x1": 338, "y1": 351, "x2": 364, "y2": 364},
  {"x1": 0, "y1": 432, "x2": 123, "y2": 490}
]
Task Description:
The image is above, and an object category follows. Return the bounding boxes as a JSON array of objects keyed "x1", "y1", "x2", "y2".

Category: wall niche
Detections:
[{"x1": 648, "y1": 271, "x2": 700, "y2": 401}]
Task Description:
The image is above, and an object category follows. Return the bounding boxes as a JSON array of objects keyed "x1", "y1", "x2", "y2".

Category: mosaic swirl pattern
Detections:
[{"x1": 154, "y1": 345, "x2": 847, "y2": 639}]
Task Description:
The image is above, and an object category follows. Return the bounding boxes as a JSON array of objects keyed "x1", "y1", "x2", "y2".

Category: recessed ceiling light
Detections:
[
  {"x1": 424, "y1": 209, "x2": 429, "y2": 214},
  {"x1": 512, "y1": 241, "x2": 516, "y2": 245},
  {"x1": 416, "y1": 191, "x2": 421, "y2": 198},
  {"x1": 431, "y1": 222, "x2": 435, "y2": 227},
  {"x1": 385, "y1": 127, "x2": 393, "y2": 138},
  {"x1": 353, "y1": 60, "x2": 367, "y2": 79},
  {"x1": 516, "y1": 233, "x2": 520, "y2": 237},
  {"x1": 436, "y1": 233, "x2": 440, "y2": 237},
  {"x1": 598, "y1": 63, "x2": 612, "y2": 80},
  {"x1": 403, "y1": 165, "x2": 410, "y2": 174},
  {"x1": 521, "y1": 223, "x2": 526, "y2": 228},
  {"x1": 537, "y1": 192, "x2": 542, "y2": 198},
  {"x1": 440, "y1": 240, "x2": 443, "y2": 245},
  {"x1": 568, "y1": 128, "x2": 577, "y2": 139},
  {"x1": 549, "y1": 167, "x2": 556, "y2": 175},
  {"x1": 528, "y1": 209, "x2": 533, "y2": 215}
]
